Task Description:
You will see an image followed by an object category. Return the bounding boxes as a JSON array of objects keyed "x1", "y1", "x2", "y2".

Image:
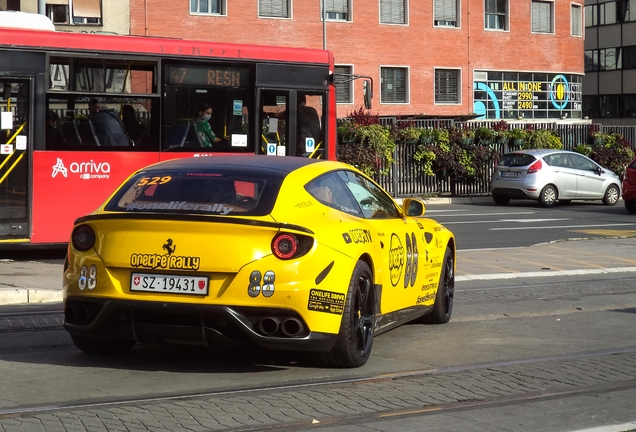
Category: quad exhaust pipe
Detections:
[{"x1": 258, "y1": 317, "x2": 304, "y2": 337}]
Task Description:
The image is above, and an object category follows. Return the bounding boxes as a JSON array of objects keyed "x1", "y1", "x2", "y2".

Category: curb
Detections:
[{"x1": 0, "y1": 289, "x2": 62, "y2": 305}]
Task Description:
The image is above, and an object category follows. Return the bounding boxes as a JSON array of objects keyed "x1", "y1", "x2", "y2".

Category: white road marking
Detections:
[
  {"x1": 456, "y1": 267, "x2": 636, "y2": 282},
  {"x1": 490, "y1": 223, "x2": 636, "y2": 231}
]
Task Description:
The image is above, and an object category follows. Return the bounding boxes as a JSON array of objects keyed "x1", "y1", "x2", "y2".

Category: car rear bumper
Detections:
[
  {"x1": 491, "y1": 187, "x2": 538, "y2": 200},
  {"x1": 63, "y1": 297, "x2": 338, "y2": 352}
]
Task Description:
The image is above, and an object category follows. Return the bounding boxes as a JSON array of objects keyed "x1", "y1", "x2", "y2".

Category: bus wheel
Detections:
[{"x1": 71, "y1": 335, "x2": 135, "y2": 355}]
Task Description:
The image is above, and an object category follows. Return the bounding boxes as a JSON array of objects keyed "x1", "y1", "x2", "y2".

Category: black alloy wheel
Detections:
[{"x1": 318, "y1": 261, "x2": 375, "y2": 368}]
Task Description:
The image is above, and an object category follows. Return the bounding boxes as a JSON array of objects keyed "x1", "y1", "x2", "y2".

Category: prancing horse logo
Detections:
[{"x1": 162, "y1": 238, "x2": 176, "y2": 255}]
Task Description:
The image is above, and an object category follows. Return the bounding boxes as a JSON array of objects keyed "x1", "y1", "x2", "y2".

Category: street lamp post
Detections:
[{"x1": 322, "y1": 0, "x2": 326, "y2": 50}]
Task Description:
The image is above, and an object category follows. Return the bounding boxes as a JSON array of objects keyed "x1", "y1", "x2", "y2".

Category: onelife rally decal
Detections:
[
  {"x1": 130, "y1": 239, "x2": 201, "y2": 271},
  {"x1": 308, "y1": 289, "x2": 345, "y2": 315}
]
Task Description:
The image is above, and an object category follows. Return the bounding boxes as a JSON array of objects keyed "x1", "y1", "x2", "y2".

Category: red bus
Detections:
[{"x1": 0, "y1": 24, "x2": 337, "y2": 247}]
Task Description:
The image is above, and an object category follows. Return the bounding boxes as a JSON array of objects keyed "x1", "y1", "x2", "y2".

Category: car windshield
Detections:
[
  {"x1": 104, "y1": 168, "x2": 282, "y2": 216},
  {"x1": 498, "y1": 153, "x2": 537, "y2": 167}
]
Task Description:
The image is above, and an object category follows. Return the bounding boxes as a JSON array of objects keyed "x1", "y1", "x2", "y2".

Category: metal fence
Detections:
[{"x1": 369, "y1": 120, "x2": 636, "y2": 198}]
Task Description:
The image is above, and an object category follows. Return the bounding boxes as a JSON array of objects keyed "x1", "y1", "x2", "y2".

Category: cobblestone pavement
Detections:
[{"x1": 1, "y1": 349, "x2": 636, "y2": 431}]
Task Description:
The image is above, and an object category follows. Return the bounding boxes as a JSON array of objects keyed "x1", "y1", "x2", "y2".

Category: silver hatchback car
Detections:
[{"x1": 490, "y1": 149, "x2": 622, "y2": 207}]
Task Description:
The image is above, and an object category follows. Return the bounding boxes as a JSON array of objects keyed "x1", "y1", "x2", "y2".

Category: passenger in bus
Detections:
[
  {"x1": 297, "y1": 93, "x2": 322, "y2": 156},
  {"x1": 45, "y1": 110, "x2": 65, "y2": 149},
  {"x1": 194, "y1": 103, "x2": 222, "y2": 148},
  {"x1": 89, "y1": 99, "x2": 131, "y2": 147},
  {"x1": 122, "y1": 104, "x2": 147, "y2": 145}
]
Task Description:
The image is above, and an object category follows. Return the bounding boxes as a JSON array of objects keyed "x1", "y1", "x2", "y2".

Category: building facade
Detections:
[
  {"x1": 9, "y1": 1, "x2": 584, "y2": 120},
  {"x1": 584, "y1": 0, "x2": 636, "y2": 125}
]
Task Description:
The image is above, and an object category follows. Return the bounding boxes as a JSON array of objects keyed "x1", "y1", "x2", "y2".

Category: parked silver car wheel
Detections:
[
  {"x1": 539, "y1": 185, "x2": 557, "y2": 207},
  {"x1": 602, "y1": 184, "x2": 620, "y2": 206}
]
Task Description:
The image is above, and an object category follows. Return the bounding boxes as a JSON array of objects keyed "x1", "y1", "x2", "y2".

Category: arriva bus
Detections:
[{"x1": 0, "y1": 13, "x2": 342, "y2": 247}]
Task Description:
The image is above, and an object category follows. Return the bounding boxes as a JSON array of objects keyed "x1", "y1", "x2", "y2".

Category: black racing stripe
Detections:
[{"x1": 74, "y1": 213, "x2": 314, "y2": 234}]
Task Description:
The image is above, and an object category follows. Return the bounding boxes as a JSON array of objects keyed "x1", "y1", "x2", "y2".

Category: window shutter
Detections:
[
  {"x1": 435, "y1": 69, "x2": 458, "y2": 103},
  {"x1": 380, "y1": 0, "x2": 405, "y2": 24},
  {"x1": 571, "y1": 5, "x2": 582, "y2": 36},
  {"x1": 325, "y1": 0, "x2": 348, "y2": 14},
  {"x1": 486, "y1": 0, "x2": 505, "y2": 14},
  {"x1": 381, "y1": 68, "x2": 407, "y2": 103},
  {"x1": 335, "y1": 66, "x2": 352, "y2": 103},
  {"x1": 259, "y1": 0, "x2": 288, "y2": 18},
  {"x1": 532, "y1": 1, "x2": 552, "y2": 33},
  {"x1": 435, "y1": 0, "x2": 457, "y2": 22},
  {"x1": 73, "y1": 0, "x2": 101, "y2": 18}
]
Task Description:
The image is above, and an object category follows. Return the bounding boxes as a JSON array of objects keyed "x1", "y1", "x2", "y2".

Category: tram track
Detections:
[{"x1": 2, "y1": 347, "x2": 636, "y2": 431}]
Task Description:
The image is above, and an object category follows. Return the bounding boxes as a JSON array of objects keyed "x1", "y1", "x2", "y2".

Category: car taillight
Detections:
[
  {"x1": 72, "y1": 225, "x2": 95, "y2": 252},
  {"x1": 272, "y1": 233, "x2": 299, "y2": 260},
  {"x1": 527, "y1": 160, "x2": 543, "y2": 174}
]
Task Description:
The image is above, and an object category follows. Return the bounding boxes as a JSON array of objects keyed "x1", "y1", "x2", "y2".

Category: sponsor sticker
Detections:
[{"x1": 308, "y1": 288, "x2": 345, "y2": 315}]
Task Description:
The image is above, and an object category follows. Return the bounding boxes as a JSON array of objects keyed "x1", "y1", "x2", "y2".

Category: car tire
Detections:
[
  {"x1": 492, "y1": 194, "x2": 511, "y2": 205},
  {"x1": 602, "y1": 184, "x2": 620, "y2": 206},
  {"x1": 317, "y1": 261, "x2": 375, "y2": 368},
  {"x1": 420, "y1": 247, "x2": 454, "y2": 324},
  {"x1": 71, "y1": 335, "x2": 135, "y2": 355},
  {"x1": 538, "y1": 185, "x2": 557, "y2": 207},
  {"x1": 626, "y1": 200, "x2": 636, "y2": 214}
]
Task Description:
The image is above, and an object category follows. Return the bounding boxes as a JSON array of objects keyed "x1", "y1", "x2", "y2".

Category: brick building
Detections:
[{"x1": 13, "y1": 0, "x2": 584, "y2": 120}]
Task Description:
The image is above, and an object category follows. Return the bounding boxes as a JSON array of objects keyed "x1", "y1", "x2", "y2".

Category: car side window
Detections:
[
  {"x1": 570, "y1": 154, "x2": 597, "y2": 171},
  {"x1": 336, "y1": 171, "x2": 400, "y2": 219},
  {"x1": 545, "y1": 153, "x2": 572, "y2": 168},
  {"x1": 305, "y1": 172, "x2": 363, "y2": 217}
]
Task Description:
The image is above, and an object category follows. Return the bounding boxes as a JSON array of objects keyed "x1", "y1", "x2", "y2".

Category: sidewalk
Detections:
[{"x1": 1, "y1": 236, "x2": 636, "y2": 306}]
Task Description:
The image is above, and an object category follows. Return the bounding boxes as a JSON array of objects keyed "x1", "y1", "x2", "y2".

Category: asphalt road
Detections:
[{"x1": 427, "y1": 200, "x2": 636, "y2": 249}]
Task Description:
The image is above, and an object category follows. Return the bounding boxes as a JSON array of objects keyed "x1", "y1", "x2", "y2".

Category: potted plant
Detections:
[
  {"x1": 419, "y1": 127, "x2": 436, "y2": 144},
  {"x1": 507, "y1": 128, "x2": 528, "y2": 149},
  {"x1": 461, "y1": 128, "x2": 475, "y2": 146},
  {"x1": 337, "y1": 121, "x2": 357, "y2": 144},
  {"x1": 475, "y1": 126, "x2": 495, "y2": 146},
  {"x1": 399, "y1": 126, "x2": 422, "y2": 145}
]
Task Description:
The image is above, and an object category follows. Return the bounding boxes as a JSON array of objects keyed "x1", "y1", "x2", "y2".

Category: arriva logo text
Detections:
[{"x1": 51, "y1": 158, "x2": 111, "y2": 180}]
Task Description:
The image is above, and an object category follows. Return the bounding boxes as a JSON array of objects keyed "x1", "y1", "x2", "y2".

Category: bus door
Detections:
[
  {"x1": 258, "y1": 89, "x2": 326, "y2": 158},
  {"x1": 0, "y1": 79, "x2": 30, "y2": 242}
]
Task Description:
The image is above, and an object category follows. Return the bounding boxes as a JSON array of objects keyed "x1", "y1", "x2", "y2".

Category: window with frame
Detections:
[
  {"x1": 334, "y1": 65, "x2": 353, "y2": 104},
  {"x1": 571, "y1": 3, "x2": 582, "y2": 36},
  {"x1": 259, "y1": 0, "x2": 289, "y2": 18},
  {"x1": 585, "y1": 4, "x2": 597, "y2": 27},
  {"x1": 584, "y1": 50, "x2": 598, "y2": 72},
  {"x1": 600, "y1": 48, "x2": 622, "y2": 70},
  {"x1": 627, "y1": 0, "x2": 636, "y2": 21},
  {"x1": 191, "y1": 0, "x2": 225, "y2": 15},
  {"x1": 531, "y1": 1, "x2": 553, "y2": 33},
  {"x1": 380, "y1": 0, "x2": 406, "y2": 24},
  {"x1": 599, "y1": 1, "x2": 619, "y2": 25},
  {"x1": 435, "y1": 69, "x2": 459, "y2": 104},
  {"x1": 380, "y1": 67, "x2": 407, "y2": 103},
  {"x1": 324, "y1": 0, "x2": 350, "y2": 21},
  {"x1": 434, "y1": 0, "x2": 458, "y2": 27},
  {"x1": 46, "y1": 0, "x2": 102, "y2": 25},
  {"x1": 485, "y1": 0, "x2": 507, "y2": 30}
]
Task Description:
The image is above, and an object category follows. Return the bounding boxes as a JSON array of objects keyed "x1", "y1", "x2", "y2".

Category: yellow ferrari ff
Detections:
[{"x1": 63, "y1": 156, "x2": 455, "y2": 368}]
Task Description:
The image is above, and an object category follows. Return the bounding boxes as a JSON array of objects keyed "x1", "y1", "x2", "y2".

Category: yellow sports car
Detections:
[{"x1": 63, "y1": 156, "x2": 455, "y2": 368}]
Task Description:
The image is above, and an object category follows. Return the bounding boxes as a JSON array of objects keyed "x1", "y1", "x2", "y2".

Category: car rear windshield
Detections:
[
  {"x1": 498, "y1": 153, "x2": 537, "y2": 167},
  {"x1": 104, "y1": 168, "x2": 282, "y2": 216}
]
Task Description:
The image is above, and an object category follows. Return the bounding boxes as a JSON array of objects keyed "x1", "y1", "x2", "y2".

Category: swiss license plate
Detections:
[
  {"x1": 501, "y1": 171, "x2": 518, "y2": 178},
  {"x1": 131, "y1": 273, "x2": 209, "y2": 295}
]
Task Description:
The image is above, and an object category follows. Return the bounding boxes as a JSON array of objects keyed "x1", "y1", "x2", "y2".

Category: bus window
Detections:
[
  {"x1": 46, "y1": 96, "x2": 158, "y2": 150},
  {"x1": 46, "y1": 57, "x2": 159, "y2": 150},
  {"x1": 162, "y1": 62, "x2": 253, "y2": 152},
  {"x1": 260, "y1": 90, "x2": 289, "y2": 156}
]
